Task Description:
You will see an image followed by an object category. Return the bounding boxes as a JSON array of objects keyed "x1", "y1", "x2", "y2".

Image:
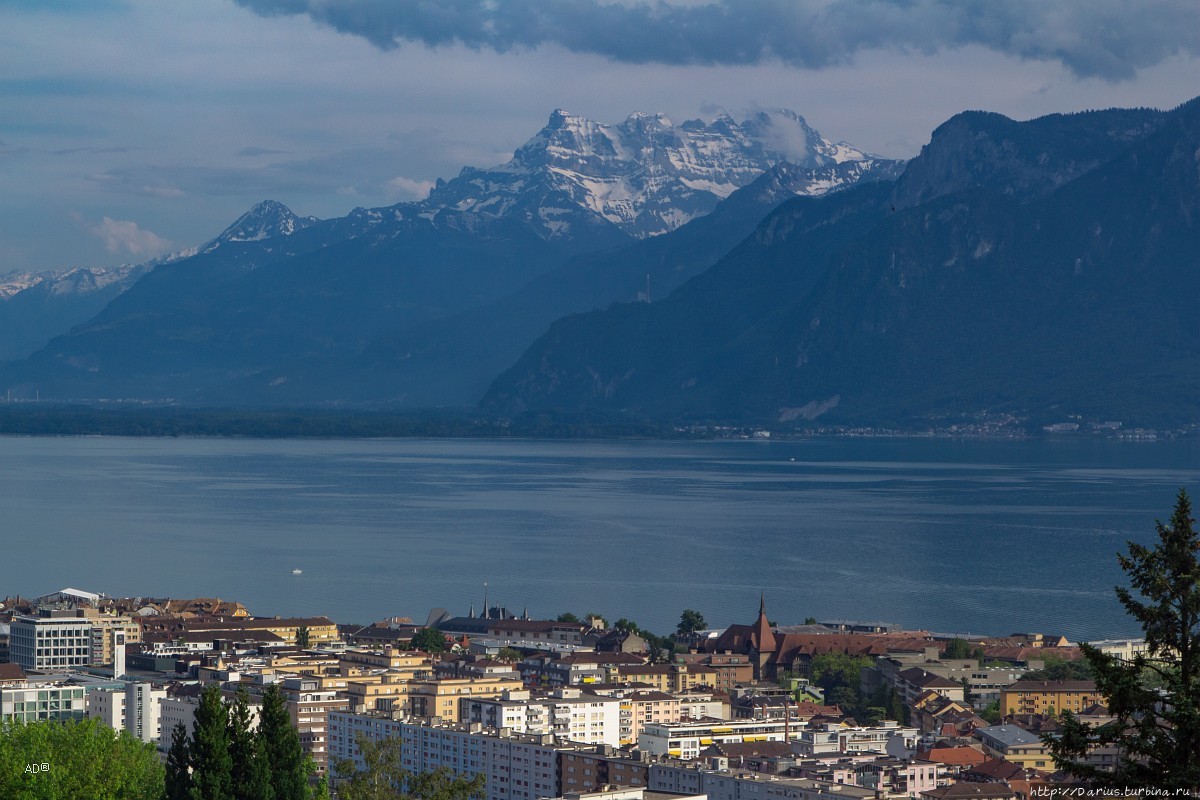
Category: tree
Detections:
[
  {"x1": 614, "y1": 618, "x2": 639, "y2": 634},
  {"x1": 189, "y1": 684, "x2": 234, "y2": 800},
  {"x1": 943, "y1": 638, "x2": 972, "y2": 660},
  {"x1": 296, "y1": 625, "x2": 311, "y2": 649},
  {"x1": 1047, "y1": 489, "x2": 1200, "y2": 788},
  {"x1": 803, "y1": 617, "x2": 818, "y2": 625},
  {"x1": 164, "y1": 722, "x2": 193, "y2": 800},
  {"x1": 886, "y1": 688, "x2": 906, "y2": 723},
  {"x1": 335, "y1": 734, "x2": 406, "y2": 800},
  {"x1": 1021, "y1": 655, "x2": 1093, "y2": 682},
  {"x1": 555, "y1": 612, "x2": 580, "y2": 623},
  {"x1": 229, "y1": 686, "x2": 274, "y2": 800},
  {"x1": 677, "y1": 609, "x2": 706, "y2": 635},
  {"x1": 335, "y1": 735, "x2": 485, "y2": 800},
  {"x1": 0, "y1": 717, "x2": 164, "y2": 800},
  {"x1": 259, "y1": 683, "x2": 312, "y2": 800},
  {"x1": 409, "y1": 627, "x2": 447, "y2": 653},
  {"x1": 495, "y1": 647, "x2": 524, "y2": 662}
]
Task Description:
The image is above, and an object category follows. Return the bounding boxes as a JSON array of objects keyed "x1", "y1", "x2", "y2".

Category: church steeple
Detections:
[{"x1": 753, "y1": 592, "x2": 776, "y2": 653}]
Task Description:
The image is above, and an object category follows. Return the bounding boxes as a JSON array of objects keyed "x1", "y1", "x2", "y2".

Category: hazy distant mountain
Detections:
[
  {"x1": 0, "y1": 109, "x2": 898, "y2": 404},
  {"x1": 483, "y1": 101, "x2": 1200, "y2": 427}
]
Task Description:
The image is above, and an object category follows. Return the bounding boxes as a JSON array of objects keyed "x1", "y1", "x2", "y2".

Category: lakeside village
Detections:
[{"x1": 0, "y1": 588, "x2": 1142, "y2": 799}]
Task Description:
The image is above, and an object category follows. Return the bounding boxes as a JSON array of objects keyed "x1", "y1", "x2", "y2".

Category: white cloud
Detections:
[
  {"x1": 88, "y1": 216, "x2": 171, "y2": 257},
  {"x1": 386, "y1": 176, "x2": 435, "y2": 200}
]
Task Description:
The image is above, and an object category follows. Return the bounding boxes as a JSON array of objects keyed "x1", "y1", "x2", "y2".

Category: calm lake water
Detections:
[{"x1": 2, "y1": 435, "x2": 1198, "y2": 641}]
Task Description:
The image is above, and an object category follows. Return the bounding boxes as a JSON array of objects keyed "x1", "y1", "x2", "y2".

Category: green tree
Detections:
[
  {"x1": 408, "y1": 765, "x2": 485, "y2": 800},
  {"x1": 409, "y1": 627, "x2": 447, "y2": 653},
  {"x1": 313, "y1": 777, "x2": 331, "y2": 800},
  {"x1": 886, "y1": 688, "x2": 906, "y2": 723},
  {"x1": 229, "y1": 686, "x2": 274, "y2": 800},
  {"x1": 190, "y1": 684, "x2": 234, "y2": 800},
  {"x1": 614, "y1": 617, "x2": 639, "y2": 634},
  {"x1": 1021, "y1": 657, "x2": 1093, "y2": 681},
  {"x1": 0, "y1": 717, "x2": 164, "y2": 800},
  {"x1": 555, "y1": 612, "x2": 580, "y2": 623},
  {"x1": 677, "y1": 609, "x2": 706, "y2": 635},
  {"x1": 980, "y1": 700, "x2": 1001, "y2": 725},
  {"x1": 1047, "y1": 490, "x2": 1200, "y2": 788},
  {"x1": 335, "y1": 736, "x2": 485, "y2": 800},
  {"x1": 164, "y1": 722, "x2": 192, "y2": 800},
  {"x1": 943, "y1": 638, "x2": 972, "y2": 659},
  {"x1": 803, "y1": 617, "x2": 818, "y2": 625},
  {"x1": 296, "y1": 625, "x2": 311, "y2": 649},
  {"x1": 259, "y1": 684, "x2": 312, "y2": 800},
  {"x1": 495, "y1": 647, "x2": 524, "y2": 662}
]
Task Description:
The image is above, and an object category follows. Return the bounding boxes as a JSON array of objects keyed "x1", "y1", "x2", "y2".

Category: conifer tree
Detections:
[
  {"x1": 229, "y1": 686, "x2": 274, "y2": 800},
  {"x1": 1047, "y1": 489, "x2": 1200, "y2": 787},
  {"x1": 258, "y1": 683, "x2": 312, "y2": 800},
  {"x1": 164, "y1": 722, "x2": 192, "y2": 800},
  {"x1": 190, "y1": 684, "x2": 234, "y2": 800}
]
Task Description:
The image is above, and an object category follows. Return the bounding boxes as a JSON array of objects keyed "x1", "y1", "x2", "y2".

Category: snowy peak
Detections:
[
  {"x1": 213, "y1": 200, "x2": 319, "y2": 244},
  {"x1": 423, "y1": 108, "x2": 900, "y2": 240}
]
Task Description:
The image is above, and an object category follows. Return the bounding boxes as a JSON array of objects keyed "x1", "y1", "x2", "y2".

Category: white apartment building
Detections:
[
  {"x1": 791, "y1": 721, "x2": 918, "y2": 758},
  {"x1": 638, "y1": 718, "x2": 792, "y2": 759},
  {"x1": 158, "y1": 689, "x2": 261, "y2": 751},
  {"x1": 460, "y1": 688, "x2": 622, "y2": 747},
  {"x1": 86, "y1": 683, "x2": 168, "y2": 743},
  {"x1": 9, "y1": 614, "x2": 94, "y2": 671},
  {"x1": 329, "y1": 715, "x2": 594, "y2": 800}
]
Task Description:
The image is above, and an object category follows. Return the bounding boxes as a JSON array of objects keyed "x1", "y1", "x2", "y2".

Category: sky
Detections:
[{"x1": 4, "y1": 0, "x2": 1200, "y2": 274}]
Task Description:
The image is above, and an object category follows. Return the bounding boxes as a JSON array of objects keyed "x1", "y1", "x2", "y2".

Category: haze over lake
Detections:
[{"x1": 4, "y1": 435, "x2": 1196, "y2": 641}]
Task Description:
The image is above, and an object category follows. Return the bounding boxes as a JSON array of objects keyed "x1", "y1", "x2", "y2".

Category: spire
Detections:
[
  {"x1": 754, "y1": 593, "x2": 776, "y2": 653},
  {"x1": 522, "y1": 605, "x2": 529, "y2": 620},
  {"x1": 469, "y1": 605, "x2": 475, "y2": 619}
]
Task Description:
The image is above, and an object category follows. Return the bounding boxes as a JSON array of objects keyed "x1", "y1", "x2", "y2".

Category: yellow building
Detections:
[
  {"x1": 1000, "y1": 680, "x2": 1099, "y2": 717},
  {"x1": 611, "y1": 663, "x2": 717, "y2": 693},
  {"x1": 408, "y1": 676, "x2": 524, "y2": 722},
  {"x1": 339, "y1": 647, "x2": 431, "y2": 675}
]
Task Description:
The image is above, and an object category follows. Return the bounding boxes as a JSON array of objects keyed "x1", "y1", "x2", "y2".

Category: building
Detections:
[
  {"x1": 791, "y1": 720, "x2": 919, "y2": 758},
  {"x1": 408, "y1": 676, "x2": 525, "y2": 722},
  {"x1": 460, "y1": 688, "x2": 622, "y2": 747},
  {"x1": 86, "y1": 682, "x2": 168, "y2": 743},
  {"x1": 331, "y1": 716, "x2": 596, "y2": 800},
  {"x1": 975, "y1": 725, "x2": 1052, "y2": 770},
  {"x1": 999, "y1": 680, "x2": 1099, "y2": 717},
  {"x1": 158, "y1": 684, "x2": 261, "y2": 750},
  {"x1": 637, "y1": 718, "x2": 795, "y2": 759},
  {"x1": 611, "y1": 663, "x2": 718, "y2": 693},
  {"x1": 650, "y1": 761, "x2": 878, "y2": 800},
  {"x1": 1, "y1": 678, "x2": 88, "y2": 722},
  {"x1": 9, "y1": 612, "x2": 94, "y2": 671}
]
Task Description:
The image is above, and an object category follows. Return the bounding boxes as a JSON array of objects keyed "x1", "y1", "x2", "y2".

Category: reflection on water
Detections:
[{"x1": 1, "y1": 435, "x2": 1196, "y2": 639}]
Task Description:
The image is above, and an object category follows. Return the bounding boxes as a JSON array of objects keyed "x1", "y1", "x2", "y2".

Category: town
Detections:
[{"x1": 0, "y1": 587, "x2": 1139, "y2": 798}]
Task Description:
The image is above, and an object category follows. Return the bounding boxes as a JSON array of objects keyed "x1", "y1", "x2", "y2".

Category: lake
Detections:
[{"x1": 2, "y1": 435, "x2": 1197, "y2": 641}]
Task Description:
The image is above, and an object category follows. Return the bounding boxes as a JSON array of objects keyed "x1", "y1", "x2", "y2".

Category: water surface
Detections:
[{"x1": 3, "y1": 435, "x2": 1196, "y2": 641}]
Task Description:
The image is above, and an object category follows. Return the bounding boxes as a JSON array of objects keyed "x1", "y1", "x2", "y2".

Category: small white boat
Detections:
[{"x1": 291, "y1": 568, "x2": 303, "y2": 575}]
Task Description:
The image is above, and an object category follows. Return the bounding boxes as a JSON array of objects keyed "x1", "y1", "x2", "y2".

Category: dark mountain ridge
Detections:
[{"x1": 482, "y1": 102, "x2": 1199, "y2": 427}]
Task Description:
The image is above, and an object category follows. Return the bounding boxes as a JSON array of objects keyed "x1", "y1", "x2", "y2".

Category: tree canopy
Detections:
[
  {"x1": 0, "y1": 717, "x2": 163, "y2": 800},
  {"x1": 1047, "y1": 489, "x2": 1200, "y2": 787},
  {"x1": 409, "y1": 627, "x2": 447, "y2": 653},
  {"x1": 677, "y1": 609, "x2": 706, "y2": 635}
]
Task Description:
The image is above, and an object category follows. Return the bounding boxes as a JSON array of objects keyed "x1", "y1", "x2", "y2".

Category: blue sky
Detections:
[{"x1": 4, "y1": 0, "x2": 1200, "y2": 273}]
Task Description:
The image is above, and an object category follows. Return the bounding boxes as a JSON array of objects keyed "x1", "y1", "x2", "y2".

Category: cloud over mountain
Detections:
[{"x1": 234, "y1": 0, "x2": 1200, "y2": 80}]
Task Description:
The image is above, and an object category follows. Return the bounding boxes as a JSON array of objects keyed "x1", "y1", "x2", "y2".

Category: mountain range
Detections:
[
  {"x1": 3, "y1": 99, "x2": 1198, "y2": 429},
  {"x1": 0, "y1": 109, "x2": 900, "y2": 407},
  {"x1": 483, "y1": 102, "x2": 1199, "y2": 427}
]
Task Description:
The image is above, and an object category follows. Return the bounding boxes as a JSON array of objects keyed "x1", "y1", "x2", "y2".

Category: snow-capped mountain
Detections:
[
  {"x1": 202, "y1": 199, "x2": 320, "y2": 251},
  {"x1": 0, "y1": 263, "x2": 146, "y2": 301},
  {"x1": 417, "y1": 108, "x2": 901, "y2": 239}
]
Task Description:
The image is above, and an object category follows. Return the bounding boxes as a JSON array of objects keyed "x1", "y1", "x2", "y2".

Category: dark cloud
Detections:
[{"x1": 233, "y1": 0, "x2": 1200, "y2": 80}]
